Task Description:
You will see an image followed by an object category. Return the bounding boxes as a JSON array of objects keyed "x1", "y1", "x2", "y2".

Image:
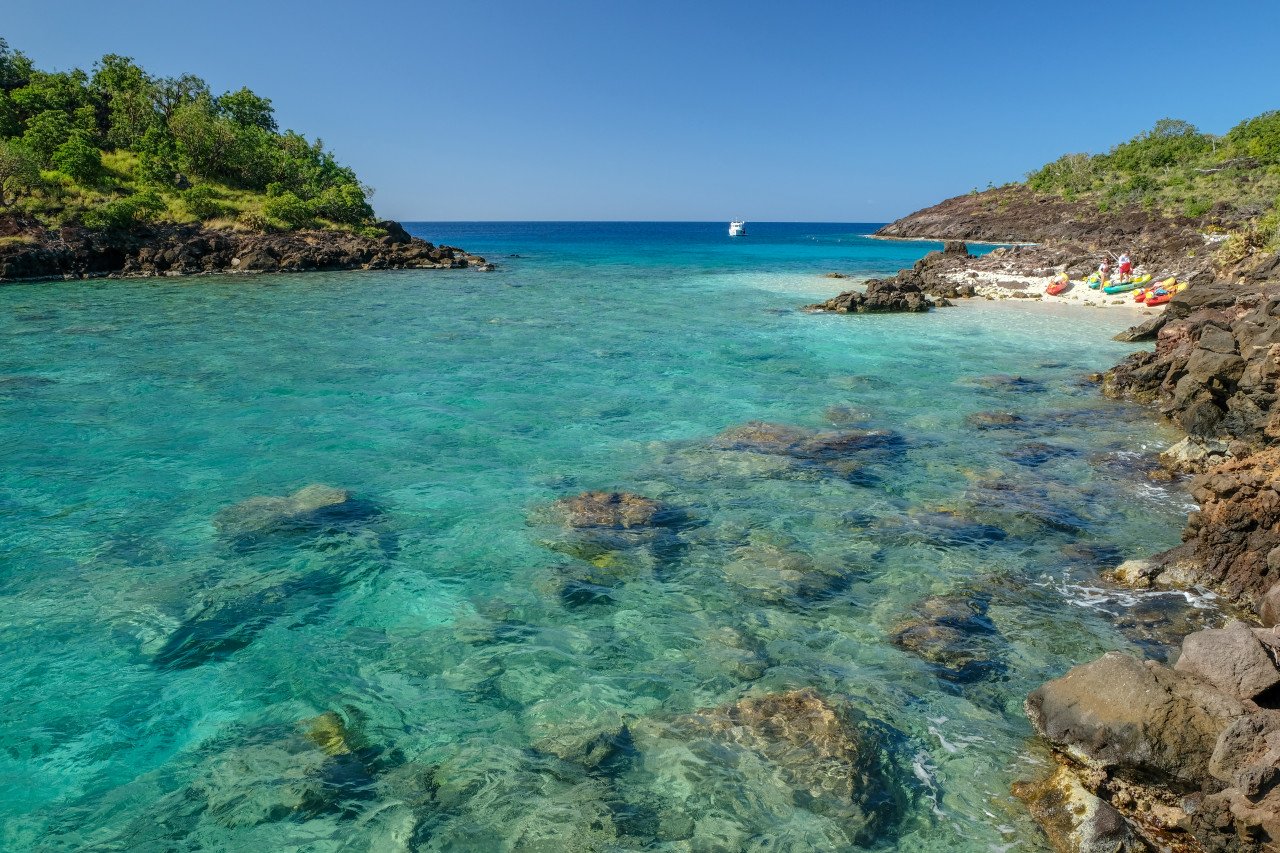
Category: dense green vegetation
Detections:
[
  {"x1": 1025, "y1": 113, "x2": 1280, "y2": 257},
  {"x1": 0, "y1": 38, "x2": 377, "y2": 232}
]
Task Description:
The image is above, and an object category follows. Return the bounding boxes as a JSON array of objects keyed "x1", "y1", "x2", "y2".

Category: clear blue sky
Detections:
[{"x1": 5, "y1": 0, "x2": 1279, "y2": 221}]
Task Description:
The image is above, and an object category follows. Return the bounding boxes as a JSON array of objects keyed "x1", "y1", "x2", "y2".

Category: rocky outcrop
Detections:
[
  {"x1": 0, "y1": 214, "x2": 490, "y2": 282},
  {"x1": 1023, "y1": 277, "x2": 1280, "y2": 851},
  {"x1": 1103, "y1": 282, "x2": 1280, "y2": 451},
  {"x1": 875, "y1": 185, "x2": 1210, "y2": 281},
  {"x1": 807, "y1": 277, "x2": 934, "y2": 313},
  {"x1": 1024, "y1": 627, "x2": 1280, "y2": 852},
  {"x1": 807, "y1": 244, "x2": 969, "y2": 312}
]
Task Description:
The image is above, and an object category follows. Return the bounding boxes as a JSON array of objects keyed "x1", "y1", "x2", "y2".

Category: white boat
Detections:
[{"x1": 729, "y1": 220, "x2": 747, "y2": 237}]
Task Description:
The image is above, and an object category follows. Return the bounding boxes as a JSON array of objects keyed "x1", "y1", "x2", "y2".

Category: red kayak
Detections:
[
  {"x1": 1046, "y1": 279, "x2": 1071, "y2": 296},
  {"x1": 1145, "y1": 289, "x2": 1173, "y2": 306}
]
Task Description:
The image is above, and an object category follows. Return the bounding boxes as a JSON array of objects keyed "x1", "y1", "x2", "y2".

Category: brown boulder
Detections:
[
  {"x1": 549, "y1": 491, "x2": 671, "y2": 529},
  {"x1": 1026, "y1": 652, "x2": 1247, "y2": 790}
]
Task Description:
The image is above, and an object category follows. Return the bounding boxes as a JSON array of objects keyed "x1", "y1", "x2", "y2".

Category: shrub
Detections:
[
  {"x1": 262, "y1": 189, "x2": 313, "y2": 228},
  {"x1": 51, "y1": 133, "x2": 102, "y2": 184},
  {"x1": 80, "y1": 189, "x2": 163, "y2": 229},
  {"x1": 1183, "y1": 198, "x2": 1211, "y2": 219},
  {"x1": 236, "y1": 210, "x2": 269, "y2": 232},
  {"x1": 180, "y1": 184, "x2": 226, "y2": 220}
]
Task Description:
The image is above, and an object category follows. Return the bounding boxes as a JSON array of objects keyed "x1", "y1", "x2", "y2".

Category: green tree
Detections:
[
  {"x1": 0, "y1": 39, "x2": 35, "y2": 91},
  {"x1": 0, "y1": 90, "x2": 19, "y2": 137},
  {"x1": 217, "y1": 87, "x2": 276, "y2": 132},
  {"x1": 0, "y1": 138, "x2": 40, "y2": 205},
  {"x1": 136, "y1": 124, "x2": 181, "y2": 186},
  {"x1": 152, "y1": 73, "x2": 210, "y2": 122},
  {"x1": 21, "y1": 109, "x2": 71, "y2": 164},
  {"x1": 1224, "y1": 111, "x2": 1280, "y2": 166},
  {"x1": 92, "y1": 54, "x2": 157, "y2": 149},
  {"x1": 169, "y1": 96, "x2": 236, "y2": 180},
  {"x1": 51, "y1": 132, "x2": 102, "y2": 184}
]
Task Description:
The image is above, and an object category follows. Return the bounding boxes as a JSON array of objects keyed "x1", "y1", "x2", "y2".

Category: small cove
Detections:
[{"x1": 0, "y1": 223, "x2": 1200, "y2": 851}]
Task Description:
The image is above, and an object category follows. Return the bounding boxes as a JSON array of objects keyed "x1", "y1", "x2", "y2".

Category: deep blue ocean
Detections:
[{"x1": 0, "y1": 222, "x2": 1203, "y2": 851}]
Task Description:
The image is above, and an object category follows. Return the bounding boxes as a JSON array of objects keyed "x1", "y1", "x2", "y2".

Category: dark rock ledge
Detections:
[{"x1": 0, "y1": 215, "x2": 492, "y2": 283}]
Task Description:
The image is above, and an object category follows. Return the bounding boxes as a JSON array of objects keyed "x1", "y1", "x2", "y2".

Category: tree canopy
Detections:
[{"x1": 0, "y1": 39, "x2": 374, "y2": 229}]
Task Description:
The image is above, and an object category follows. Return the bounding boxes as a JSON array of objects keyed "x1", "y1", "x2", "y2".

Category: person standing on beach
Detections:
[
  {"x1": 1099, "y1": 258, "x2": 1110, "y2": 283},
  {"x1": 1117, "y1": 252, "x2": 1132, "y2": 282}
]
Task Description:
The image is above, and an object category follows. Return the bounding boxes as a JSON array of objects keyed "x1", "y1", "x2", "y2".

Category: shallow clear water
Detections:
[{"x1": 0, "y1": 223, "x2": 1200, "y2": 851}]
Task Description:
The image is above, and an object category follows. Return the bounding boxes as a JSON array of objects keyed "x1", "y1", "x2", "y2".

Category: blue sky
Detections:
[{"x1": 5, "y1": 0, "x2": 1279, "y2": 221}]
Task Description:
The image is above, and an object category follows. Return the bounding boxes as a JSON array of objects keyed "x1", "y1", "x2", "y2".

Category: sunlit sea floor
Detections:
[{"x1": 0, "y1": 225, "x2": 1205, "y2": 851}]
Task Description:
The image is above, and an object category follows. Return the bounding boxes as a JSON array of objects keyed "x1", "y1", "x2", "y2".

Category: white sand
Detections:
[{"x1": 944, "y1": 268, "x2": 1161, "y2": 311}]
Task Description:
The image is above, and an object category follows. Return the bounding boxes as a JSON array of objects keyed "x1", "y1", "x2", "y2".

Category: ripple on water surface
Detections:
[{"x1": 0, "y1": 226, "x2": 1201, "y2": 851}]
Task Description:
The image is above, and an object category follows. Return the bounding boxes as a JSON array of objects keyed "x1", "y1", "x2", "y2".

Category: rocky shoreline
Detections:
[
  {"x1": 0, "y1": 215, "x2": 491, "y2": 283},
  {"x1": 823, "y1": 189, "x2": 1280, "y2": 850}
]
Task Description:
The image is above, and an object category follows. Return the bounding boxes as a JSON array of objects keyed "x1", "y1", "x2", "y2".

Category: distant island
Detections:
[{"x1": 0, "y1": 39, "x2": 487, "y2": 281}]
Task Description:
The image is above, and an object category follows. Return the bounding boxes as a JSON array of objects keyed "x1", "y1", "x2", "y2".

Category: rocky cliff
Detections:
[
  {"x1": 0, "y1": 215, "x2": 490, "y2": 282},
  {"x1": 875, "y1": 185, "x2": 1280, "y2": 288}
]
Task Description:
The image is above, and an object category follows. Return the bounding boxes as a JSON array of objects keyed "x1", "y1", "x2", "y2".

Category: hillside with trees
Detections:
[
  {"x1": 0, "y1": 38, "x2": 375, "y2": 233},
  {"x1": 877, "y1": 111, "x2": 1280, "y2": 280},
  {"x1": 1025, "y1": 114, "x2": 1280, "y2": 265}
]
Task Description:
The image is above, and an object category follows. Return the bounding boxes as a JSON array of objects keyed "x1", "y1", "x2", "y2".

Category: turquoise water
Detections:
[{"x1": 0, "y1": 223, "x2": 1201, "y2": 851}]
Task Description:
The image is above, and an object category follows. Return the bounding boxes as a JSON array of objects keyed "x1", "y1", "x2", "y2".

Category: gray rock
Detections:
[
  {"x1": 1260, "y1": 582, "x2": 1280, "y2": 628},
  {"x1": 1174, "y1": 620, "x2": 1280, "y2": 702}
]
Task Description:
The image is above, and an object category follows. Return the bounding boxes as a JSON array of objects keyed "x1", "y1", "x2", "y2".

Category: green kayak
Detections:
[{"x1": 1102, "y1": 281, "x2": 1139, "y2": 294}]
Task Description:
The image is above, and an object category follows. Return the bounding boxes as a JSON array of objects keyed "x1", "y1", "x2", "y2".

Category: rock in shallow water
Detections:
[
  {"x1": 213, "y1": 484, "x2": 379, "y2": 544},
  {"x1": 632, "y1": 688, "x2": 908, "y2": 844},
  {"x1": 1013, "y1": 764, "x2": 1148, "y2": 853},
  {"x1": 890, "y1": 593, "x2": 1007, "y2": 682}
]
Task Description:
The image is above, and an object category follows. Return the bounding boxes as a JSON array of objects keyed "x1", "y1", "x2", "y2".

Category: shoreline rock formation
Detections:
[
  {"x1": 1024, "y1": 278, "x2": 1280, "y2": 849},
  {"x1": 0, "y1": 215, "x2": 491, "y2": 282},
  {"x1": 805, "y1": 241, "x2": 968, "y2": 313},
  {"x1": 864, "y1": 190, "x2": 1280, "y2": 849}
]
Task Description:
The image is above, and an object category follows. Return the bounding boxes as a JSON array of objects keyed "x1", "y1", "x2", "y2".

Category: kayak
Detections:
[
  {"x1": 1046, "y1": 280, "x2": 1070, "y2": 295},
  {"x1": 1103, "y1": 281, "x2": 1139, "y2": 294},
  {"x1": 1086, "y1": 273, "x2": 1104, "y2": 290},
  {"x1": 1129, "y1": 273, "x2": 1152, "y2": 285},
  {"x1": 1135, "y1": 287, "x2": 1150, "y2": 303},
  {"x1": 1145, "y1": 289, "x2": 1173, "y2": 306}
]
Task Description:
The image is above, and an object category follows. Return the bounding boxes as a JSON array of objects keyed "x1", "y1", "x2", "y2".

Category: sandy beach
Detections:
[{"x1": 945, "y1": 268, "x2": 1163, "y2": 310}]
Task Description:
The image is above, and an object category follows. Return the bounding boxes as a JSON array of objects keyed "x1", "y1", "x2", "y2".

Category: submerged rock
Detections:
[
  {"x1": 709, "y1": 421, "x2": 905, "y2": 482},
  {"x1": 721, "y1": 534, "x2": 850, "y2": 603},
  {"x1": 1004, "y1": 441, "x2": 1078, "y2": 467},
  {"x1": 549, "y1": 490, "x2": 674, "y2": 529},
  {"x1": 890, "y1": 594, "x2": 1007, "y2": 682},
  {"x1": 635, "y1": 688, "x2": 906, "y2": 844},
  {"x1": 965, "y1": 410, "x2": 1026, "y2": 430},
  {"x1": 968, "y1": 373, "x2": 1048, "y2": 393},
  {"x1": 532, "y1": 490, "x2": 689, "y2": 573},
  {"x1": 213, "y1": 484, "x2": 378, "y2": 544}
]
